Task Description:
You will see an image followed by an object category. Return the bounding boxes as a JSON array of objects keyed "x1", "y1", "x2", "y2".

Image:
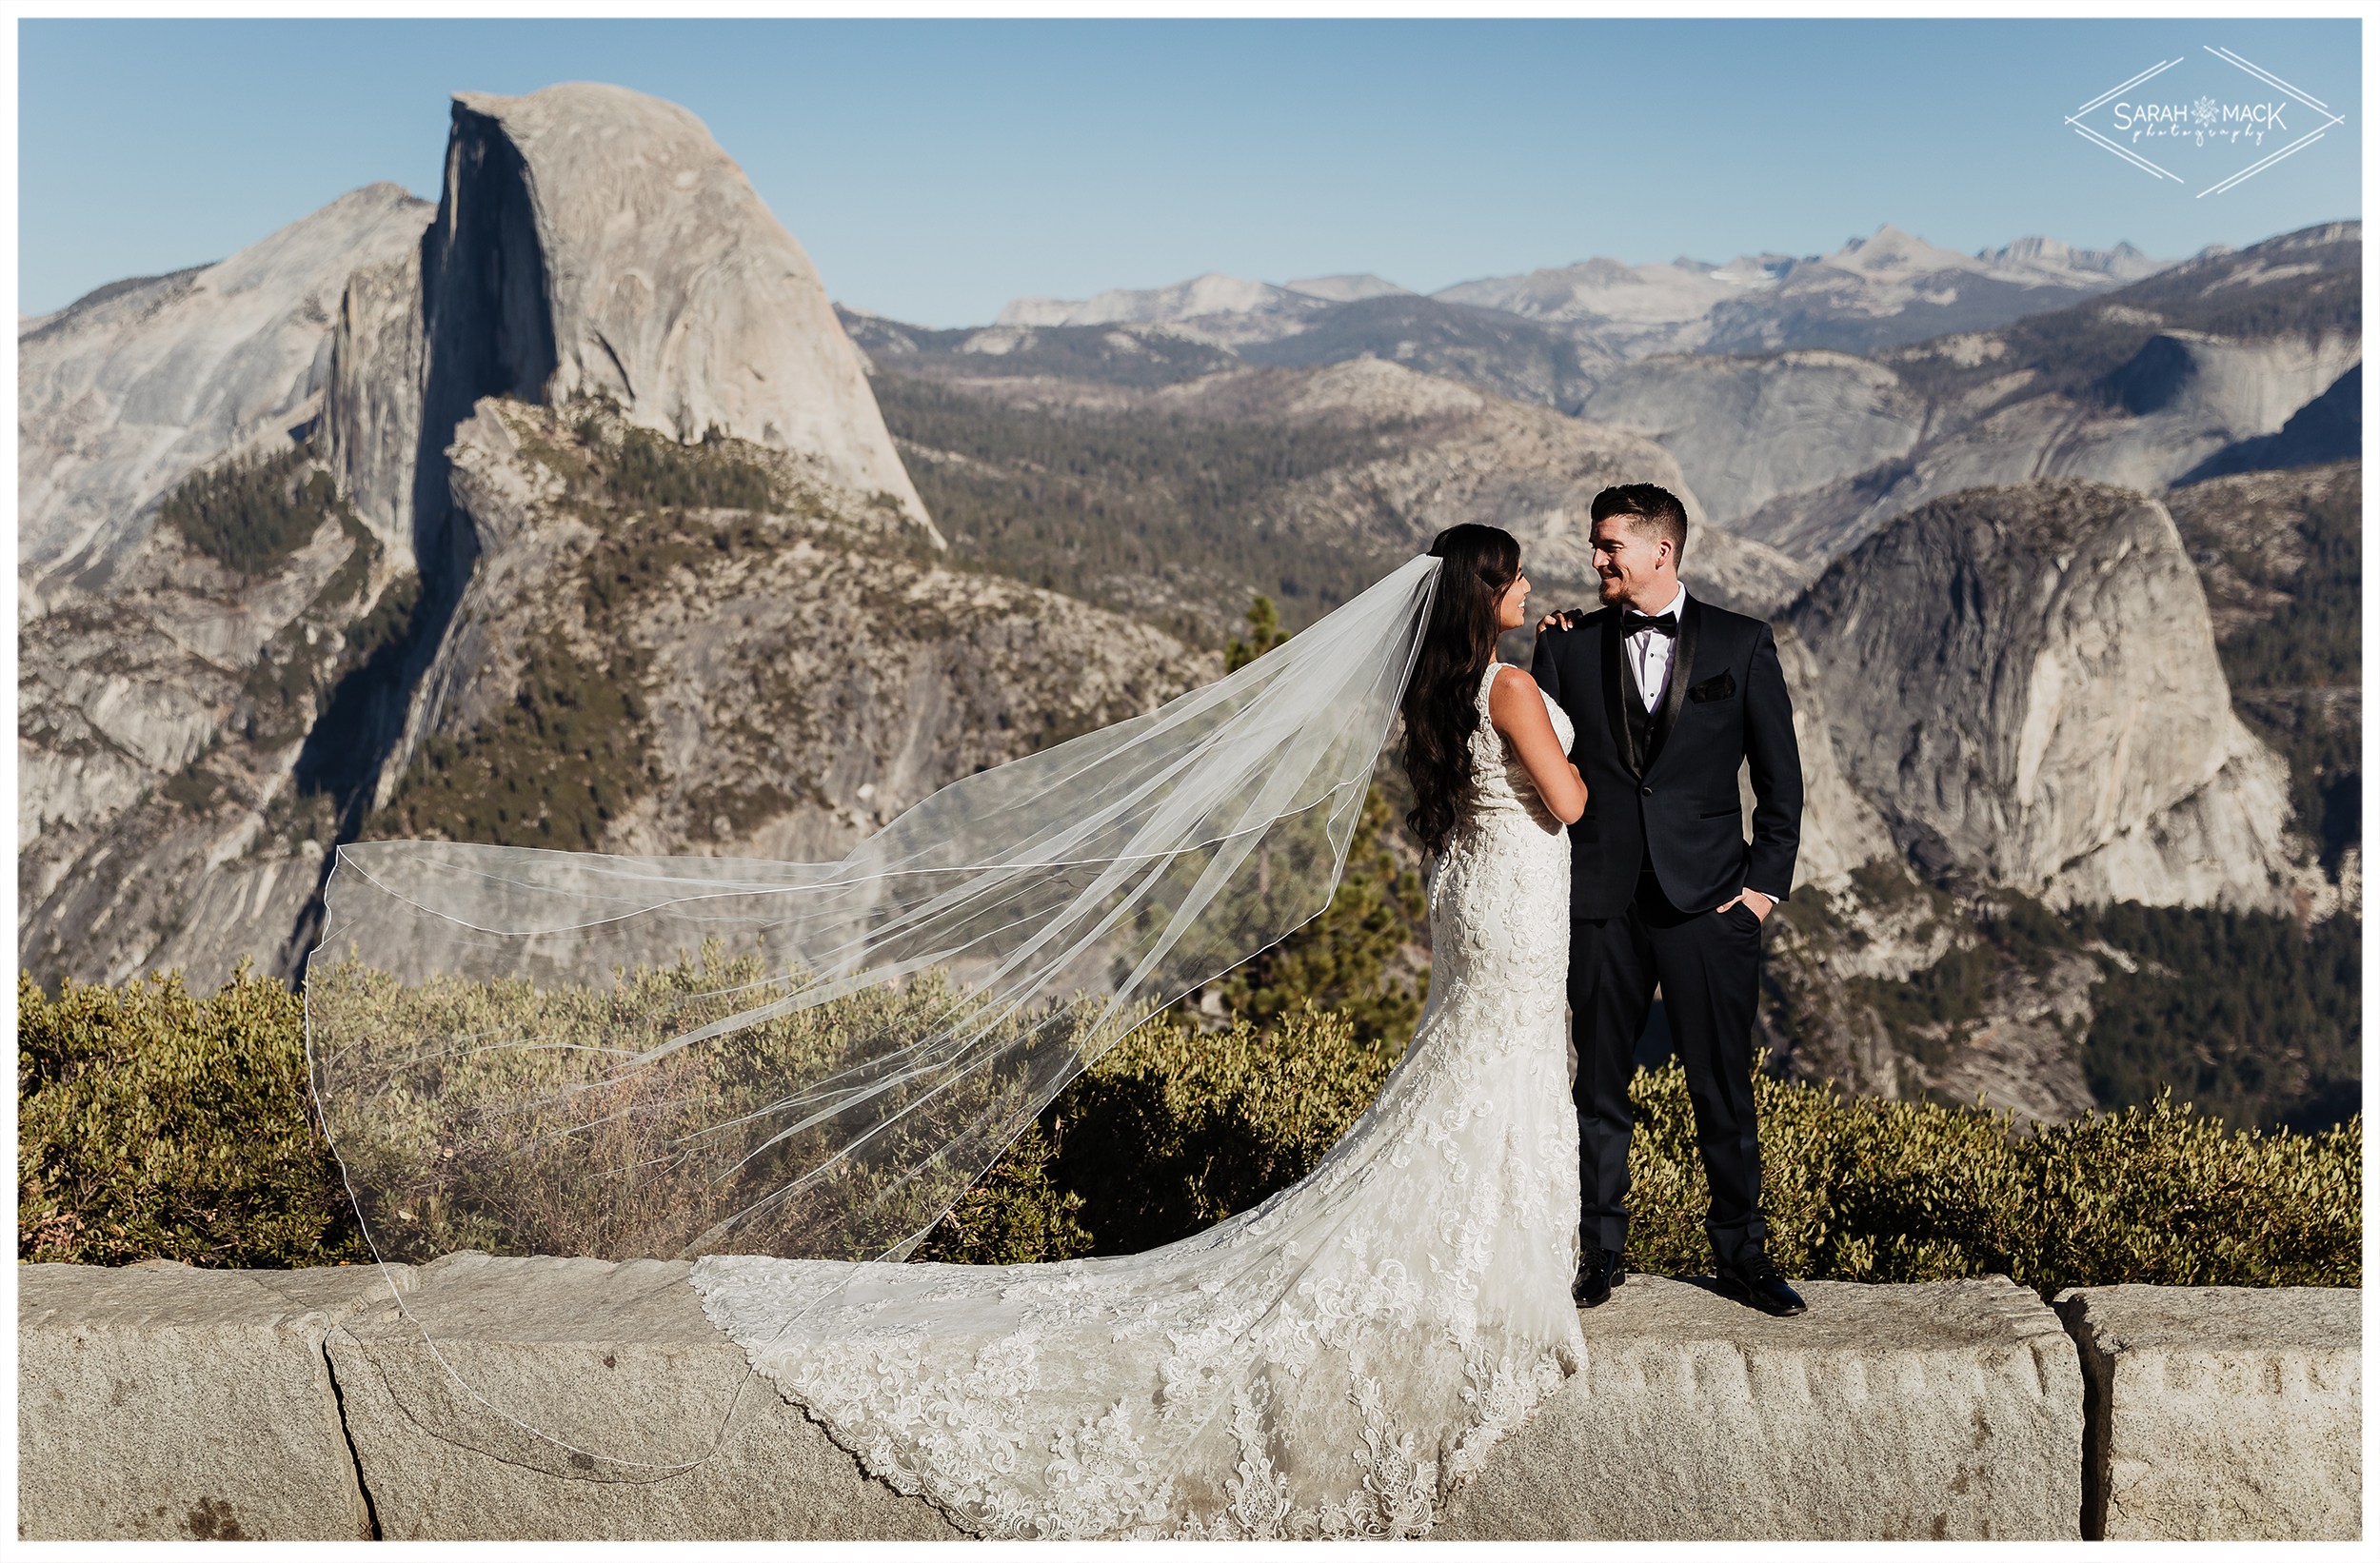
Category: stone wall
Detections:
[{"x1": 17, "y1": 1257, "x2": 2360, "y2": 1541}]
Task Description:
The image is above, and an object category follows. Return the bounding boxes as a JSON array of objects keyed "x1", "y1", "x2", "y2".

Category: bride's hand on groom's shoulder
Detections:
[{"x1": 1535, "y1": 607, "x2": 1585, "y2": 634}]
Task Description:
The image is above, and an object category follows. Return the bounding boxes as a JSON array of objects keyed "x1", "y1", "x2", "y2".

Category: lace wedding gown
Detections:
[{"x1": 692, "y1": 663, "x2": 1583, "y2": 1538}]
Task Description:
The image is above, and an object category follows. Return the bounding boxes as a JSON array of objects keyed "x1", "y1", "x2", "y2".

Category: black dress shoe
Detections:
[
  {"x1": 1572, "y1": 1246, "x2": 1626, "y2": 1308},
  {"x1": 1713, "y1": 1256, "x2": 1806, "y2": 1316}
]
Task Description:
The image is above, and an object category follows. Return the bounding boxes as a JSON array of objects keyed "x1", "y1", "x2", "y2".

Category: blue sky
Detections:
[{"x1": 18, "y1": 16, "x2": 2363, "y2": 326}]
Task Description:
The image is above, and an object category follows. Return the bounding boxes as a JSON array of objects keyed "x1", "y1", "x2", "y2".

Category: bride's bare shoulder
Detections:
[{"x1": 1487, "y1": 664, "x2": 1550, "y2": 725}]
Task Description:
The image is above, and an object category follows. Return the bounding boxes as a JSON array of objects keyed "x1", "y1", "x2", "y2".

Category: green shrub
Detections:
[
  {"x1": 906, "y1": 1124, "x2": 1092, "y2": 1265},
  {"x1": 306, "y1": 947, "x2": 1100, "y2": 1264},
  {"x1": 916, "y1": 1004, "x2": 1389, "y2": 1262},
  {"x1": 23, "y1": 965, "x2": 2360, "y2": 1295},
  {"x1": 1621, "y1": 1061, "x2": 2360, "y2": 1294},
  {"x1": 931, "y1": 1039, "x2": 2359, "y2": 1293},
  {"x1": 18, "y1": 968, "x2": 366, "y2": 1267}
]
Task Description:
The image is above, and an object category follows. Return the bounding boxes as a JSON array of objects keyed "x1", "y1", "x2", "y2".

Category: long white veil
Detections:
[{"x1": 304, "y1": 554, "x2": 1442, "y2": 1467}]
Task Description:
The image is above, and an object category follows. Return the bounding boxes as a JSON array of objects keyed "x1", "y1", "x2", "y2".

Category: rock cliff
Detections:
[
  {"x1": 1531, "y1": 224, "x2": 2360, "y2": 570},
  {"x1": 450, "y1": 85, "x2": 928, "y2": 531},
  {"x1": 18, "y1": 184, "x2": 432, "y2": 602},
  {"x1": 18, "y1": 470, "x2": 407, "y2": 985},
  {"x1": 1788, "y1": 481, "x2": 2295, "y2": 911},
  {"x1": 1572, "y1": 349, "x2": 1928, "y2": 527},
  {"x1": 19, "y1": 85, "x2": 965, "y2": 987},
  {"x1": 373, "y1": 398, "x2": 1211, "y2": 861},
  {"x1": 1745, "y1": 327, "x2": 2358, "y2": 565},
  {"x1": 1739, "y1": 225, "x2": 2361, "y2": 566}
]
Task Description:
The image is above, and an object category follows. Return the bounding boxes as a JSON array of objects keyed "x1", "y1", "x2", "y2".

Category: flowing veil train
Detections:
[{"x1": 307, "y1": 550, "x2": 1588, "y2": 1536}]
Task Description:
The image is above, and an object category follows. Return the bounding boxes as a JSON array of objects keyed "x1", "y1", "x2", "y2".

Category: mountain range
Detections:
[
  {"x1": 993, "y1": 225, "x2": 2172, "y2": 363},
  {"x1": 16, "y1": 83, "x2": 2359, "y2": 1130}
]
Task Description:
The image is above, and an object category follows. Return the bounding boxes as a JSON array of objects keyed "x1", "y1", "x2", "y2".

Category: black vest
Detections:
[
  {"x1": 1619, "y1": 652, "x2": 1656, "y2": 880},
  {"x1": 1620, "y1": 649, "x2": 1656, "y2": 767}
]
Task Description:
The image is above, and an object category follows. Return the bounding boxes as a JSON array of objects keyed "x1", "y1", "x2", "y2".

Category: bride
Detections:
[
  {"x1": 693, "y1": 524, "x2": 1588, "y2": 1539},
  {"x1": 310, "y1": 524, "x2": 1594, "y2": 1540}
]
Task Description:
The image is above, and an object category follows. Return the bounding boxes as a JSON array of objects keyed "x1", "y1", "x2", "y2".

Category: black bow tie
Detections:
[{"x1": 1621, "y1": 610, "x2": 1678, "y2": 639}]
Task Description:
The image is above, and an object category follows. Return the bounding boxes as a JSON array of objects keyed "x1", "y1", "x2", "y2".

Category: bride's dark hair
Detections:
[{"x1": 1400, "y1": 524, "x2": 1521, "y2": 857}]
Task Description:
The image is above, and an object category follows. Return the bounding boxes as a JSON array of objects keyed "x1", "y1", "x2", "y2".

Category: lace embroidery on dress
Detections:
[{"x1": 693, "y1": 660, "x2": 1584, "y2": 1539}]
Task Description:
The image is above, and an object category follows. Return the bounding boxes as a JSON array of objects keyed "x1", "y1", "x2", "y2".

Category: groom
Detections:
[{"x1": 1531, "y1": 484, "x2": 1807, "y2": 1317}]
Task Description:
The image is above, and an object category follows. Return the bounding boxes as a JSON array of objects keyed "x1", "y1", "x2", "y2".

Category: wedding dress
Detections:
[{"x1": 691, "y1": 662, "x2": 1585, "y2": 1539}]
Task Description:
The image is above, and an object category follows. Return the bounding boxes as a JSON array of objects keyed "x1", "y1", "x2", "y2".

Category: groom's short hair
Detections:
[{"x1": 1591, "y1": 484, "x2": 1690, "y2": 564}]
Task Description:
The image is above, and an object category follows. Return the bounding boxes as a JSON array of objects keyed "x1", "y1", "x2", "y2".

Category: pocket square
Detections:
[{"x1": 1687, "y1": 671, "x2": 1736, "y2": 703}]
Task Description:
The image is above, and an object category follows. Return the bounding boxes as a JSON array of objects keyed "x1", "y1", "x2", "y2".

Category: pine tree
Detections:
[{"x1": 1223, "y1": 594, "x2": 1287, "y2": 672}]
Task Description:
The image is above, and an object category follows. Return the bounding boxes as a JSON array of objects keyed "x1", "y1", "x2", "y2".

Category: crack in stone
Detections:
[{"x1": 322, "y1": 1331, "x2": 386, "y2": 1540}]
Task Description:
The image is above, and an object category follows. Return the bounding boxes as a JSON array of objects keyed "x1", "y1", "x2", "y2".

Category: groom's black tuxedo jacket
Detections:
[{"x1": 1530, "y1": 595, "x2": 1803, "y2": 920}]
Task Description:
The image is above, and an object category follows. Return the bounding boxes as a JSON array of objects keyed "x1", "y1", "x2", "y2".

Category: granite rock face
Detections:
[
  {"x1": 1746, "y1": 326, "x2": 2360, "y2": 565},
  {"x1": 1789, "y1": 480, "x2": 2294, "y2": 911},
  {"x1": 2056, "y1": 1285, "x2": 2362, "y2": 1540},
  {"x1": 17, "y1": 496, "x2": 410, "y2": 988},
  {"x1": 373, "y1": 398, "x2": 1214, "y2": 861},
  {"x1": 1548, "y1": 223, "x2": 2364, "y2": 569},
  {"x1": 1436, "y1": 1275, "x2": 2086, "y2": 1540},
  {"x1": 21, "y1": 85, "x2": 965, "y2": 983},
  {"x1": 430, "y1": 85, "x2": 933, "y2": 540},
  {"x1": 1745, "y1": 623, "x2": 1895, "y2": 894},
  {"x1": 1573, "y1": 348, "x2": 1929, "y2": 528},
  {"x1": 322, "y1": 247, "x2": 426, "y2": 564},
  {"x1": 17, "y1": 1260, "x2": 410, "y2": 1540},
  {"x1": 17, "y1": 184, "x2": 433, "y2": 603}
]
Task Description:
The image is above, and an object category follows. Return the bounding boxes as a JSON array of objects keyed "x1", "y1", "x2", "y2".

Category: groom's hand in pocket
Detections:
[{"x1": 1716, "y1": 888, "x2": 1775, "y2": 922}]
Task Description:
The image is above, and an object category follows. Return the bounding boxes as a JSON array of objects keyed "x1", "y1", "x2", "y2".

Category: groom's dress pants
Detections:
[{"x1": 1568, "y1": 859, "x2": 1768, "y2": 1270}]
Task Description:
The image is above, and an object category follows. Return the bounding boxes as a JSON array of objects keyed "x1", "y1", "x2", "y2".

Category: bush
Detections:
[
  {"x1": 23, "y1": 967, "x2": 2360, "y2": 1296},
  {"x1": 921, "y1": 1004, "x2": 1391, "y2": 1262},
  {"x1": 18, "y1": 968, "x2": 366, "y2": 1267},
  {"x1": 306, "y1": 947, "x2": 1097, "y2": 1264},
  {"x1": 1622, "y1": 1061, "x2": 2360, "y2": 1295},
  {"x1": 924, "y1": 1039, "x2": 2360, "y2": 1293}
]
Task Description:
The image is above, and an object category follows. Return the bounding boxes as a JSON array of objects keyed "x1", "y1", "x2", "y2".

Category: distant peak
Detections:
[
  {"x1": 341, "y1": 180, "x2": 433, "y2": 210},
  {"x1": 1852, "y1": 222, "x2": 1923, "y2": 249},
  {"x1": 1283, "y1": 273, "x2": 1410, "y2": 303}
]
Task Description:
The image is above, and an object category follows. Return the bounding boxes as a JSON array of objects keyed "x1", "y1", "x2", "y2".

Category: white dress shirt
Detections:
[{"x1": 1624, "y1": 583, "x2": 1687, "y2": 711}]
